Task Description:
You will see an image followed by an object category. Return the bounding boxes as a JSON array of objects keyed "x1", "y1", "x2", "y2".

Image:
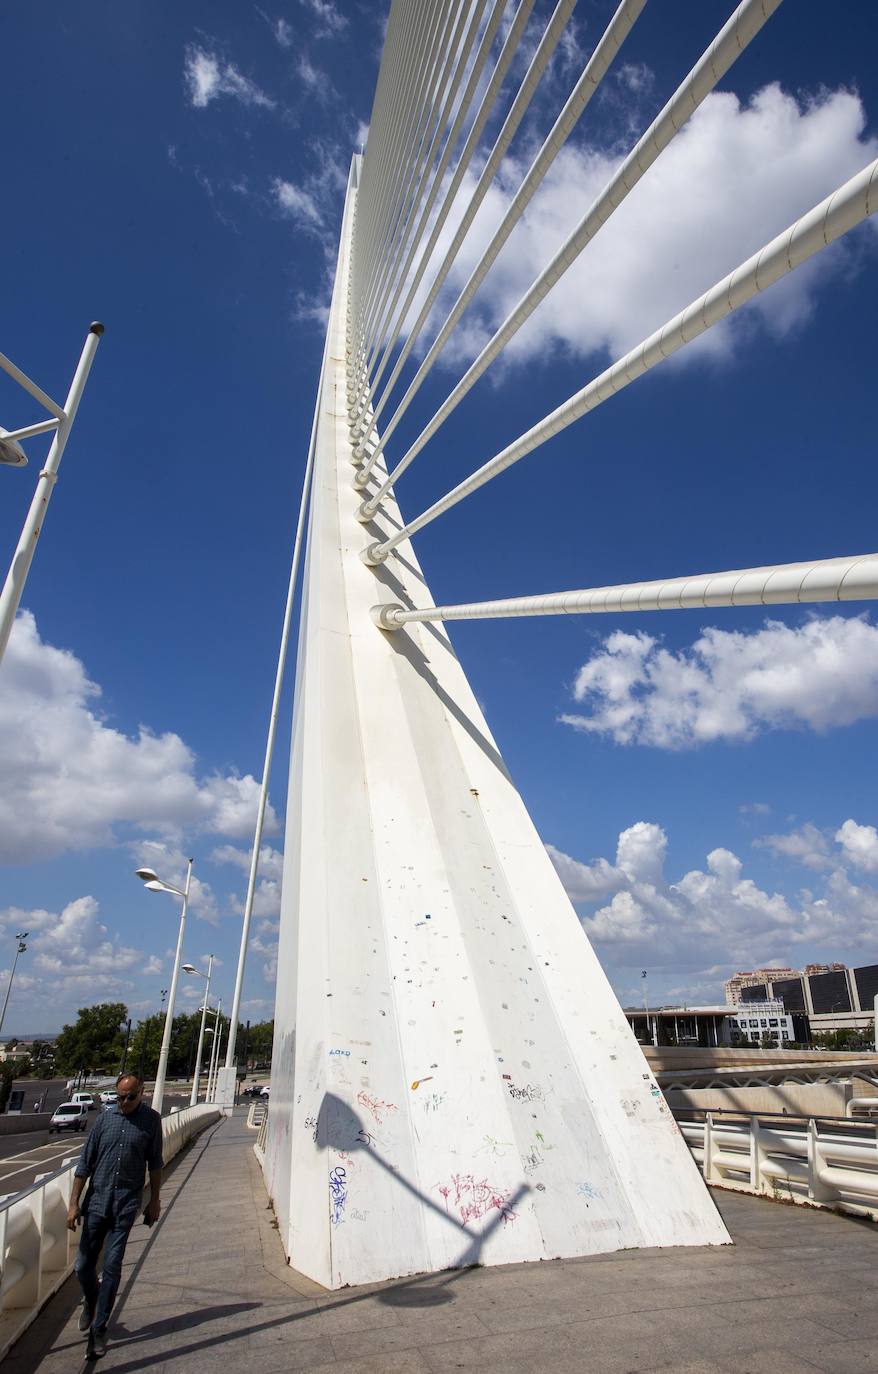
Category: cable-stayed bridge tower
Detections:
[{"x1": 263, "y1": 0, "x2": 878, "y2": 1288}]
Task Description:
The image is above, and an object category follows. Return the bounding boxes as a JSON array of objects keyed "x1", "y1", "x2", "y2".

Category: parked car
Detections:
[
  {"x1": 71, "y1": 1091, "x2": 96, "y2": 1111},
  {"x1": 259, "y1": 1086, "x2": 270, "y2": 1098},
  {"x1": 49, "y1": 1103, "x2": 88, "y2": 1134}
]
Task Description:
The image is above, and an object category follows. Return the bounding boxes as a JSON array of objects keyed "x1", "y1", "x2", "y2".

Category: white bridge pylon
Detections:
[
  {"x1": 263, "y1": 159, "x2": 728, "y2": 1288},
  {"x1": 262, "y1": 0, "x2": 876, "y2": 1289}
]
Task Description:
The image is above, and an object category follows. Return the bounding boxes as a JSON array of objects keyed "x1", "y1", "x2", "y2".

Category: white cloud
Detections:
[
  {"x1": 0, "y1": 897, "x2": 163, "y2": 1020},
  {"x1": 560, "y1": 616, "x2": 878, "y2": 749},
  {"x1": 211, "y1": 843, "x2": 283, "y2": 920},
  {"x1": 0, "y1": 611, "x2": 278, "y2": 863},
  {"x1": 274, "y1": 18, "x2": 293, "y2": 48},
  {"x1": 836, "y1": 818, "x2": 878, "y2": 874},
  {"x1": 295, "y1": 54, "x2": 333, "y2": 102},
  {"x1": 249, "y1": 918, "x2": 279, "y2": 983},
  {"x1": 407, "y1": 83, "x2": 876, "y2": 372},
  {"x1": 756, "y1": 822, "x2": 833, "y2": 872},
  {"x1": 300, "y1": 0, "x2": 347, "y2": 38},
  {"x1": 550, "y1": 818, "x2": 878, "y2": 1002},
  {"x1": 184, "y1": 45, "x2": 274, "y2": 109},
  {"x1": 273, "y1": 177, "x2": 323, "y2": 228}
]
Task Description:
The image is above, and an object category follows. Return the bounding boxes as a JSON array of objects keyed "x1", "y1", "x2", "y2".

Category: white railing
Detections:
[
  {"x1": 678, "y1": 1111, "x2": 878, "y2": 1220},
  {"x1": 246, "y1": 1101, "x2": 267, "y2": 1130},
  {"x1": 252, "y1": 1105, "x2": 268, "y2": 1167},
  {"x1": 0, "y1": 1103, "x2": 220, "y2": 1360}
]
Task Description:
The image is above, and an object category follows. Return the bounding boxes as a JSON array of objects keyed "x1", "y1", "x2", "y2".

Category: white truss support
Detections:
[
  {"x1": 364, "y1": 155, "x2": 878, "y2": 563},
  {"x1": 369, "y1": 552, "x2": 878, "y2": 629},
  {"x1": 263, "y1": 156, "x2": 729, "y2": 1292}
]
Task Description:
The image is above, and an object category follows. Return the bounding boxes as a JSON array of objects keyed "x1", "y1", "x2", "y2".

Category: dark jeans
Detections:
[{"x1": 74, "y1": 1206, "x2": 135, "y2": 1331}]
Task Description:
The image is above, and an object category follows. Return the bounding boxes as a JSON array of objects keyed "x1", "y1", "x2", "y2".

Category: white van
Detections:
[
  {"x1": 71, "y1": 1091, "x2": 96, "y2": 1111},
  {"x1": 49, "y1": 1103, "x2": 88, "y2": 1134}
]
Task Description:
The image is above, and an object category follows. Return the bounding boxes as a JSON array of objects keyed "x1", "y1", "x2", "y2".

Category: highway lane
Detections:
[{"x1": 0, "y1": 1093, "x2": 191, "y2": 1195}]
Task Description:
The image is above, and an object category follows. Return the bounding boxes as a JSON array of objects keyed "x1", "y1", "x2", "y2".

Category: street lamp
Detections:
[
  {"x1": 182, "y1": 957, "x2": 214, "y2": 1106},
  {"x1": 0, "y1": 932, "x2": 28, "y2": 1040},
  {"x1": 134, "y1": 859, "x2": 193, "y2": 1114},
  {"x1": 0, "y1": 324, "x2": 104, "y2": 663},
  {"x1": 205, "y1": 999, "x2": 223, "y2": 1103}
]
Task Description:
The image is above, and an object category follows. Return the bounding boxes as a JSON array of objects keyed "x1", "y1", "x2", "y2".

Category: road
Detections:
[{"x1": 0, "y1": 1092, "x2": 191, "y2": 1195}]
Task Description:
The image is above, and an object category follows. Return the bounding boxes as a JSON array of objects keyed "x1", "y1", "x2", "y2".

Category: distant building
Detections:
[
  {"x1": 724, "y1": 969, "x2": 798, "y2": 1004},
  {"x1": 724, "y1": 1000, "x2": 795, "y2": 1047},
  {"x1": 725, "y1": 961, "x2": 878, "y2": 1036}
]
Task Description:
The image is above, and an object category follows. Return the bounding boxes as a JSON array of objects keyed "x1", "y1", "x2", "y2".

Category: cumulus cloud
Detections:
[
  {"x1": 0, "y1": 612, "x2": 278, "y2": 863},
  {"x1": 212, "y1": 843, "x2": 284, "y2": 920},
  {"x1": 550, "y1": 818, "x2": 878, "y2": 1002},
  {"x1": 756, "y1": 822, "x2": 833, "y2": 872},
  {"x1": 560, "y1": 615, "x2": 878, "y2": 749},
  {"x1": 835, "y1": 818, "x2": 878, "y2": 874},
  {"x1": 405, "y1": 83, "x2": 876, "y2": 372},
  {"x1": 0, "y1": 897, "x2": 163, "y2": 1018},
  {"x1": 184, "y1": 45, "x2": 274, "y2": 109}
]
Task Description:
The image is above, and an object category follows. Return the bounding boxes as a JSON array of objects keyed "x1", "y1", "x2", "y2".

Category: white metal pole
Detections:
[
  {"x1": 189, "y1": 954, "x2": 214, "y2": 1107},
  {"x1": 152, "y1": 859, "x2": 192, "y2": 1115},
  {"x1": 874, "y1": 993, "x2": 877, "y2": 1055},
  {"x1": 207, "y1": 999, "x2": 222, "y2": 1102},
  {"x1": 0, "y1": 324, "x2": 104, "y2": 664}
]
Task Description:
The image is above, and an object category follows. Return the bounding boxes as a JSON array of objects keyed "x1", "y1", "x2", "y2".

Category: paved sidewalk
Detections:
[{"x1": 6, "y1": 1109, "x2": 878, "y2": 1374}]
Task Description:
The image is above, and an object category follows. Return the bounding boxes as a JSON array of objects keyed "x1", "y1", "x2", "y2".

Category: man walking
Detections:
[{"x1": 67, "y1": 1071, "x2": 163, "y2": 1357}]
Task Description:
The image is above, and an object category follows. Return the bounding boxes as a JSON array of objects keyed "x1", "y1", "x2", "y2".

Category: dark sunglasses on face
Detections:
[{"x1": 116, "y1": 1091, "x2": 140, "y2": 1102}]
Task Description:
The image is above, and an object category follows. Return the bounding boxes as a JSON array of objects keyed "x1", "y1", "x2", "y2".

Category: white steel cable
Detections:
[
  {"x1": 358, "y1": 0, "x2": 509, "y2": 404},
  {"x1": 360, "y1": 0, "x2": 783, "y2": 493},
  {"x1": 362, "y1": 156, "x2": 878, "y2": 564},
  {"x1": 348, "y1": 2, "x2": 424, "y2": 358},
  {"x1": 356, "y1": 0, "x2": 492, "y2": 389},
  {"x1": 351, "y1": 5, "x2": 449, "y2": 353},
  {"x1": 357, "y1": 0, "x2": 646, "y2": 487},
  {"x1": 351, "y1": 0, "x2": 537, "y2": 438},
  {"x1": 353, "y1": 0, "x2": 577, "y2": 473},
  {"x1": 369, "y1": 552, "x2": 878, "y2": 628},
  {"x1": 350, "y1": 2, "x2": 444, "y2": 354},
  {"x1": 354, "y1": 0, "x2": 464, "y2": 371}
]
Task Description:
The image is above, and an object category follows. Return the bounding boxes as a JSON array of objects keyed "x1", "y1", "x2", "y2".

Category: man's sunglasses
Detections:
[{"x1": 116, "y1": 1091, "x2": 141, "y2": 1102}]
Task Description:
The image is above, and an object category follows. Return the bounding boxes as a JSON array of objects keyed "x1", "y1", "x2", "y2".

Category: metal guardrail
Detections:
[
  {"x1": 678, "y1": 1110, "x2": 878, "y2": 1219},
  {"x1": 246, "y1": 1101, "x2": 267, "y2": 1130},
  {"x1": 251, "y1": 1104, "x2": 268, "y2": 1167},
  {"x1": 0, "y1": 1102, "x2": 220, "y2": 1360}
]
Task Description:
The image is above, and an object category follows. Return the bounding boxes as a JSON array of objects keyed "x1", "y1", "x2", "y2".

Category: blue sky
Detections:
[{"x1": 1, "y1": 0, "x2": 877, "y2": 1033}]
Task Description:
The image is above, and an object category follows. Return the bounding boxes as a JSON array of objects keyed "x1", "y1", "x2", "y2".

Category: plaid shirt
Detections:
[{"x1": 75, "y1": 1102, "x2": 163, "y2": 1221}]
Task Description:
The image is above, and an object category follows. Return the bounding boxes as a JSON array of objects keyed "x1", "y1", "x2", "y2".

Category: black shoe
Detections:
[
  {"x1": 78, "y1": 1301, "x2": 94, "y2": 1336},
  {"x1": 89, "y1": 1327, "x2": 108, "y2": 1358}
]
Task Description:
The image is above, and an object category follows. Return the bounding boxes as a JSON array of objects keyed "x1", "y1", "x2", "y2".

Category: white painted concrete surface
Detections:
[{"x1": 263, "y1": 159, "x2": 730, "y2": 1290}]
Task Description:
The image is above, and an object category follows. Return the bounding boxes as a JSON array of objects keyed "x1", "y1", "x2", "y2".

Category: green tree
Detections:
[
  {"x1": 0, "y1": 1055, "x2": 36, "y2": 1111},
  {"x1": 246, "y1": 1020, "x2": 274, "y2": 1066},
  {"x1": 54, "y1": 1003, "x2": 128, "y2": 1076}
]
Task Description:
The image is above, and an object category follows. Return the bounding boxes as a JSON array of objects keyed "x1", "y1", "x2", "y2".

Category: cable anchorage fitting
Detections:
[
  {"x1": 360, "y1": 542, "x2": 388, "y2": 567},
  {"x1": 370, "y1": 602, "x2": 404, "y2": 630}
]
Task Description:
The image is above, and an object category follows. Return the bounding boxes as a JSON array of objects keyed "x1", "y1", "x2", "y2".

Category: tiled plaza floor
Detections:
[{"x1": 7, "y1": 1109, "x2": 878, "y2": 1374}]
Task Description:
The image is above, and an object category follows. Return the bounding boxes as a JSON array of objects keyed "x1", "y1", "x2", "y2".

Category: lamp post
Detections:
[
  {"x1": 134, "y1": 860, "x2": 193, "y2": 1114},
  {"x1": 182, "y1": 957, "x2": 214, "y2": 1106},
  {"x1": 0, "y1": 324, "x2": 104, "y2": 664},
  {"x1": 206, "y1": 999, "x2": 222, "y2": 1103},
  {"x1": 0, "y1": 933, "x2": 28, "y2": 1040}
]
